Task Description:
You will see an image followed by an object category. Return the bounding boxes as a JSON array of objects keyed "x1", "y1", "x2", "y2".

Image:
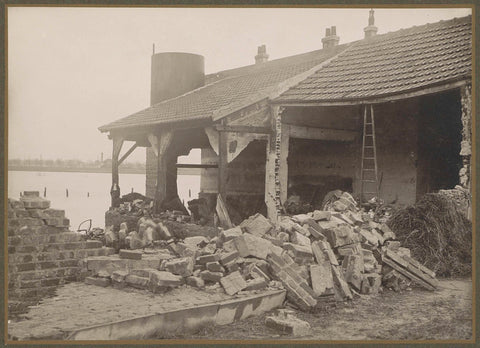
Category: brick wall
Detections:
[{"x1": 8, "y1": 191, "x2": 112, "y2": 314}]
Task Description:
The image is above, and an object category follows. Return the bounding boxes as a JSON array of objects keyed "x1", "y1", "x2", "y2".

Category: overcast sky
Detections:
[{"x1": 7, "y1": 6, "x2": 472, "y2": 163}]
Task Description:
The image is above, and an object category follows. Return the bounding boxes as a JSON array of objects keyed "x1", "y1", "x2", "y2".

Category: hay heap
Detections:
[{"x1": 387, "y1": 193, "x2": 471, "y2": 277}]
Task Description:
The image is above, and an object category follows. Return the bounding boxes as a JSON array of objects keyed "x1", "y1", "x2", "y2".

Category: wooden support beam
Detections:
[
  {"x1": 279, "y1": 124, "x2": 289, "y2": 206},
  {"x1": 215, "y1": 124, "x2": 272, "y2": 134},
  {"x1": 218, "y1": 130, "x2": 228, "y2": 201},
  {"x1": 154, "y1": 130, "x2": 173, "y2": 213},
  {"x1": 176, "y1": 163, "x2": 218, "y2": 169},
  {"x1": 118, "y1": 143, "x2": 138, "y2": 166},
  {"x1": 110, "y1": 136, "x2": 124, "y2": 208},
  {"x1": 288, "y1": 124, "x2": 357, "y2": 142}
]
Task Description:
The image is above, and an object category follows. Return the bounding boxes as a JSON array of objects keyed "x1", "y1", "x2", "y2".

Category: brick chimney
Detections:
[
  {"x1": 255, "y1": 45, "x2": 269, "y2": 64},
  {"x1": 364, "y1": 9, "x2": 378, "y2": 38},
  {"x1": 322, "y1": 26, "x2": 340, "y2": 49}
]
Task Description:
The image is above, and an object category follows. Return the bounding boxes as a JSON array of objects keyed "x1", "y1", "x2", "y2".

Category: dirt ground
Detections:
[{"x1": 175, "y1": 278, "x2": 473, "y2": 341}]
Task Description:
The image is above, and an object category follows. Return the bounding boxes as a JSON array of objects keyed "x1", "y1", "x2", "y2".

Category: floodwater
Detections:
[{"x1": 7, "y1": 171, "x2": 200, "y2": 230}]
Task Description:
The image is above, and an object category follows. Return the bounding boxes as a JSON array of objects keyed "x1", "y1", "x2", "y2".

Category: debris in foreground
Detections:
[{"x1": 85, "y1": 190, "x2": 438, "y2": 313}]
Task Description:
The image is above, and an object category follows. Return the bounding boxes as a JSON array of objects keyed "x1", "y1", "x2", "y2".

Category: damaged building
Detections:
[{"x1": 98, "y1": 12, "x2": 472, "y2": 223}]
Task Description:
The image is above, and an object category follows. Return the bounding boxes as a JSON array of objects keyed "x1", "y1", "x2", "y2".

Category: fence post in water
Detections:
[
  {"x1": 44, "y1": 187, "x2": 47, "y2": 197},
  {"x1": 66, "y1": 188, "x2": 69, "y2": 198},
  {"x1": 131, "y1": 188, "x2": 134, "y2": 193},
  {"x1": 189, "y1": 189, "x2": 191, "y2": 198},
  {"x1": 87, "y1": 192, "x2": 90, "y2": 197}
]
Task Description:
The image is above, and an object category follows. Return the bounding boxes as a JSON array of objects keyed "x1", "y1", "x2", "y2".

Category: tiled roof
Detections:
[
  {"x1": 99, "y1": 45, "x2": 347, "y2": 132},
  {"x1": 276, "y1": 16, "x2": 471, "y2": 103}
]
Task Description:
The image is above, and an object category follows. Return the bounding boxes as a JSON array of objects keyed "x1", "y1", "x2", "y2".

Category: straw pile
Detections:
[{"x1": 387, "y1": 193, "x2": 471, "y2": 277}]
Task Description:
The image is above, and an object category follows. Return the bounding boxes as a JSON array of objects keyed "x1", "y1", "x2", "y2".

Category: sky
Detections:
[{"x1": 7, "y1": 6, "x2": 472, "y2": 163}]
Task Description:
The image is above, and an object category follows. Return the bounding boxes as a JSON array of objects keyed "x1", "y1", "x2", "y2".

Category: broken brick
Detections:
[
  {"x1": 265, "y1": 314, "x2": 311, "y2": 336},
  {"x1": 164, "y1": 257, "x2": 194, "y2": 277},
  {"x1": 196, "y1": 253, "x2": 221, "y2": 265},
  {"x1": 200, "y1": 270, "x2": 224, "y2": 283},
  {"x1": 310, "y1": 263, "x2": 334, "y2": 297},
  {"x1": 220, "y1": 271, "x2": 247, "y2": 295},
  {"x1": 342, "y1": 254, "x2": 364, "y2": 291},
  {"x1": 331, "y1": 265, "x2": 353, "y2": 300},
  {"x1": 245, "y1": 277, "x2": 268, "y2": 291},
  {"x1": 206, "y1": 261, "x2": 225, "y2": 273},
  {"x1": 219, "y1": 226, "x2": 243, "y2": 243},
  {"x1": 85, "y1": 276, "x2": 111, "y2": 287},
  {"x1": 125, "y1": 274, "x2": 149, "y2": 289},
  {"x1": 240, "y1": 213, "x2": 273, "y2": 237},
  {"x1": 234, "y1": 234, "x2": 273, "y2": 260},
  {"x1": 219, "y1": 251, "x2": 239, "y2": 266},
  {"x1": 119, "y1": 249, "x2": 142, "y2": 260},
  {"x1": 186, "y1": 276, "x2": 205, "y2": 288}
]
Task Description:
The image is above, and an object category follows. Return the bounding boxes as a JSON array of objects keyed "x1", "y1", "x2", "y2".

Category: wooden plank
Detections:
[
  {"x1": 175, "y1": 163, "x2": 218, "y2": 169},
  {"x1": 154, "y1": 131, "x2": 173, "y2": 213},
  {"x1": 384, "y1": 250, "x2": 438, "y2": 289},
  {"x1": 118, "y1": 143, "x2": 138, "y2": 166},
  {"x1": 215, "y1": 125, "x2": 272, "y2": 134},
  {"x1": 110, "y1": 136, "x2": 124, "y2": 208},
  {"x1": 216, "y1": 194, "x2": 233, "y2": 229},
  {"x1": 382, "y1": 256, "x2": 436, "y2": 291},
  {"x1": 288, "y1": 124, "x2": 357, "y2": 142},
  {"x1": 218, "y1": 130, "x2": 228, "y2": 201}
]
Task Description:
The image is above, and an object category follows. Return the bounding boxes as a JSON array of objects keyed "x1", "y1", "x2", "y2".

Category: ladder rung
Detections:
[
  {"x1": 364, "y1": 157, "x2": 376, "y2": 160},
  {"x1": 363, "y1": 169, "x2": 376, "y2": 171},
  {"x1": 363, "y1": 192, "x2": 378, "y2": 194},
  {"x1": 362, "y1": 180, "x2": 377, "y2": 183},
  {"x1": 364, "y1": 146, "x2": 374, "y2": 148},
  {"x1": 364, "y1": 123, "x2": 373, "y2": 125}
]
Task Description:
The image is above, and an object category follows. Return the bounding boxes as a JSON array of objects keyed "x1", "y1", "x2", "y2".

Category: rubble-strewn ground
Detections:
[{"x1": 178, "y1": 278, "x2": 472, "y2": 341}]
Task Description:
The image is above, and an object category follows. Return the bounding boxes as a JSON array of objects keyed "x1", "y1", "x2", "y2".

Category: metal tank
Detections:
[{"x1": 150, "y1": 52, "x2": 205, "y2": 105}]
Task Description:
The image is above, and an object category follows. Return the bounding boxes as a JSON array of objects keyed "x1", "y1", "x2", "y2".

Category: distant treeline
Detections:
[{"x1": 8, "y1": 158, "x2": 145, "y2": 170}]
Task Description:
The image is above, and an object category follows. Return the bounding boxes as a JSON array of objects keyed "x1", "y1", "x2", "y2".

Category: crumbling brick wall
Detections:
[
  {"x1": 8, "y1": 191, "x2": 110, "y2": 314},
  {"x1": 459, "y1": 84, "x2": 472, "y2": 190}
]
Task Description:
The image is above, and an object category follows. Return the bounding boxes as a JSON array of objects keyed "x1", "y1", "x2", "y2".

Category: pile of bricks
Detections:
[
  {"x1": 8, "y1": 191, "x2": 114, "y2": 314},
  {"x1": 84, "y1": 192, "x2": 437, "y2": 311}
]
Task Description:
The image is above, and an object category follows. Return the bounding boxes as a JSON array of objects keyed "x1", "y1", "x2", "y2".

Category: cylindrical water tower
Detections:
[
  {"x1": 150, "y1": 52, "x2": 205, "y2": 106},
  {"x1": 146, "y1": 52, "x2": 205, "y2": 199}
]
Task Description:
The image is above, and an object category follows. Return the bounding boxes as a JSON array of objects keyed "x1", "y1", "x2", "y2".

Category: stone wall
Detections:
[{"x1": 8, "y1": 191, "x2": 113, "y2": 314}]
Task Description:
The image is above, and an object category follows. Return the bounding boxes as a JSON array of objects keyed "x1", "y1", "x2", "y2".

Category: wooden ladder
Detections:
[{"x1": 360, "y1": 104, "x2": 379, "y2": 204}]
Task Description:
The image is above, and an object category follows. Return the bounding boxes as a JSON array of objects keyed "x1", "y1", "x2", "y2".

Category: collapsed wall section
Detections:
[{"x1": 8, "y1": 192, "x2": 113, "y2": 315}]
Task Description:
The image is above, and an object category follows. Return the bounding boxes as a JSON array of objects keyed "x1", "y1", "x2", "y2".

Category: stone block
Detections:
[
  {"x1": 220, "y1": 271, "x2": 247, "y2": 295},
  {"x1": 250, "y1": 264, "x2": 271, "y2": 281},
  {"x1": 310, "y1": 263, "x2": 334, "y2": 297},
  {"x1": 370, "y1": 229, "x2": 385, "y2": 245},
  {"x1": 186, "y1": 276, "x2": 205, "y2": 288},
  {"x1": 244, "y1": 277, "x2": 268, "y2": 291},
  {"x1": 119, "y1": 249, "x2": 142, "y2": 260},
  {"x1": 148, "y1": 270, "x2": 183, "y2": 292},
  {"x1": 379, "y1": 223, "x2": 396, "y2": 240},
  {"x1": 200, "y1": 270, "x2": 224, "y2": 283},
  {"x1": 342, "y1": 254, "x2": 364, "y2": 291},
  {"x1": 197, "y1": 253, "x2": 221, "y2": 265},
  {"x1": 125, "y1": 274, "x2": 150, "y2": 289},
  {"x1": 325, "y1": 224, "x2": 355, "y2": 248},
  {"x1": 20, "y1": 196, "x2": 50, "y2": 209},
  {"x1": 233, "y1": 234, "x2": 273, "y2": 260},
  {"x1": 347, "y1": 211, "x2": 363, "y2": 225},
  {"x1": 291, "y1": 231, "x2": 311, "y2": 247},
  {"x1": 164, "y1": 257, "x2": 194, "y2": 277},
  {"x1": 282, "y1": 243, "x2": 313, "y2": 265},
  {"x1": 85, "y1": 276, "x2": 111, "y2": 287},
  {"x1": 240, "y1": 213, "x2": 273, "y2": 237},
  {"x1": 397, "y1": 247, "x2": 411, "y2": 259},
  {"x1": 23, "y1": 191, "x2": 39, "y2": 197},
  {"x1": 359, "y1": 229, "x2": 379, "y2": 246},
  {"x1": 219, "y1": 251, "x2": 239, "y2": 266},
  {"x1": 267, "y1": 252, "x2": 317, "y2": 311},
  {"x1": 183, "y1": 236, "x2": 209, "y2": 247},
  {"x1": 111, "y1": 270, "x2": 128, "y2": 283},
  {"x1": 219, "y1": 227, "x2": 243, "y2": 243},
  {"x1": 361, "y1": 273, "x2": 382, "y2": 294},
  {"x1": 331, "y1": 265, "x2": 353, "y2": 300},
  {"x1": 385, "y1": 240, "x2": 401, "y2": 251},
  {"x1": 337, "y1": 243, "x2": 362, "y2": 257},
  {"x1": 265, "y1": 315, "x2": 311, "y2": 336},
  {"x1": 292, "y1": 214, "x2": 314, "y2": 225},
  {"x1": 206, "y1": 261, "x2": 225, "y2": 273},
  {"x1": 223, "y1": 261, "x2": 240, "y2": 273},
  {"x1": 362, "y1": 249, "x2": 378, "y2": 273},
  {"x1": 171, "y1": 242, "x2": 197, "y2": 259},
  {"x1": 311, "y1": 210, "x2": 331, "y2": 222},
  {"x1": 222, "y1": 239, "x2": 238, "y2": 253}
]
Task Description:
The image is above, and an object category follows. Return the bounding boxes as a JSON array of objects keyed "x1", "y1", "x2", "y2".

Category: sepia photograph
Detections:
[{"x1": 4, "y1": 3, "x2": 474, "y2": 343}]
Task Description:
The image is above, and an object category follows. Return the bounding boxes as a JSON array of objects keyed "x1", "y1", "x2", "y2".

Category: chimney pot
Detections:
[
  {"x1": 255, "y1": 44, "x2": 269, "y2": 64},
  {"x1": 322, "y1": 26, "x2": 340, "y2": 49},
  {"x1": 364, "y1": 9, "x2": 378, "y2": 38}
]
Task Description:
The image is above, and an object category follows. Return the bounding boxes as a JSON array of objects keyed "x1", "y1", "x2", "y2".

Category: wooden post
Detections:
[
  {"x1": 460, "y1": 84, "x2": 472, "y2": 192},
  {"x1": 110, "y1": 136, "x2": 124, "y2": 208},
  {"x1": 154, "y1": 130, "x2": 173, "y2": 213},
  {"x1": 218, "y1": 130, "x2": 228, "y2": 201}
]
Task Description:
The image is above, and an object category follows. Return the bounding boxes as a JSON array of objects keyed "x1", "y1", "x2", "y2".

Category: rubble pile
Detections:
[{"x1": 86, "y1": 190, "x2": 439, "y2": 311}]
